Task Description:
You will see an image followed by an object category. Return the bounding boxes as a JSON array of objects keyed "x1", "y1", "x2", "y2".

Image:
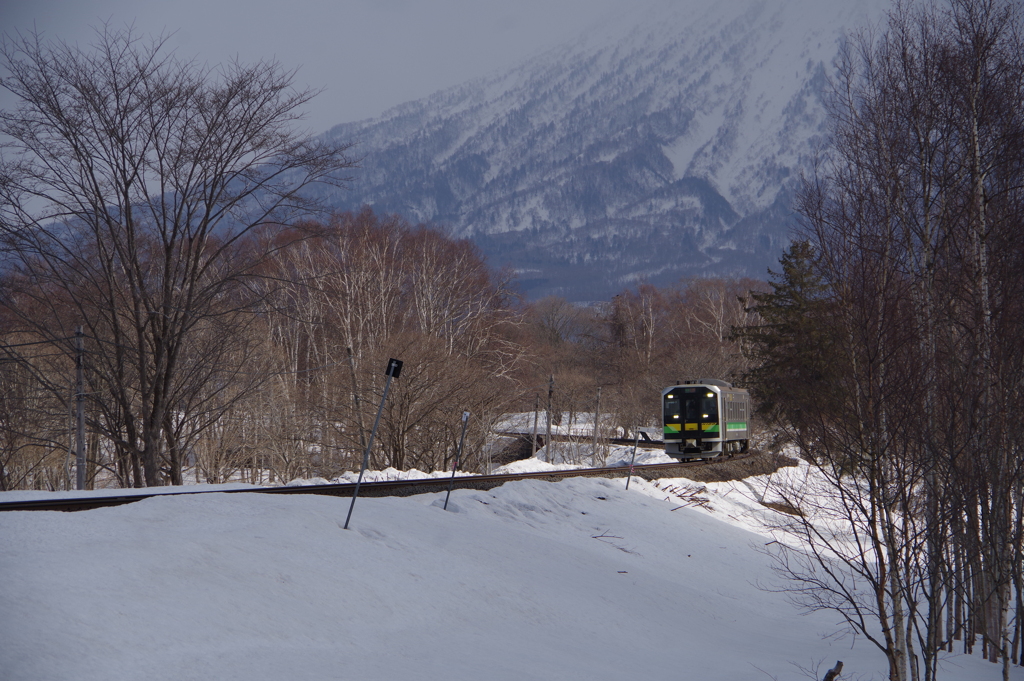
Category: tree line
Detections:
[{"x1": 0, "y1": 202, "x2": 759, "y2": 488}]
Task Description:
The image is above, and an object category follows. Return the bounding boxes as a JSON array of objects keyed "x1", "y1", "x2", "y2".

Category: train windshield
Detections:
[{"x1": 664, "y1": 387, "x2": 718, "y2": 423}]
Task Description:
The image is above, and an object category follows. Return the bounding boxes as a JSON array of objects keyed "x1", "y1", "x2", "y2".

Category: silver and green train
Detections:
[{"x1": 662, "y1": 379, "x2": 750, "y2": 459}]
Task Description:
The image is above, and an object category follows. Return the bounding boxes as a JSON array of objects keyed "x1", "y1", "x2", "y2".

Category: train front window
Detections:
[
  {"x1": 664, "y1": 394, "x2": 681, "y2": 421},
  {"x1": 668, "y1": 388, "x2": 718, "y2": 423},
  {"x1": 701, "y1": 393, "x2": 718, "y2": 420}
]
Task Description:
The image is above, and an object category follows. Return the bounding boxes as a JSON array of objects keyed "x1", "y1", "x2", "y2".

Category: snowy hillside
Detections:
[
  {"x1": 321, "y1": 0, "x2": 889, "y2": 299},
  {"x1": 1, "y1": 467, "x2": 1006, "y2": 680}
]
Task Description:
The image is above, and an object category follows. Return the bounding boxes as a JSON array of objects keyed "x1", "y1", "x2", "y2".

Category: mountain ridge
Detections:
[{"x1": 317, "y1": 0, "x2": 889, "y2": 300}]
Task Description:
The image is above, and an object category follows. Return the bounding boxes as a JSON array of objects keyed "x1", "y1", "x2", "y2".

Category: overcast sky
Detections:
[{"x1": 2, "y1": 0, "x2": 633, "y2": 134}]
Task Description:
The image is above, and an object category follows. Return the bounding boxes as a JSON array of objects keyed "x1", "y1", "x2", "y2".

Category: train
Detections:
[{"x1": 662, "y1": 379, "x2": 750, "y2": 459}]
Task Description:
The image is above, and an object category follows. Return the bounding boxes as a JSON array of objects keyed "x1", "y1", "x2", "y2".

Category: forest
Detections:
[{"x1": 0, "y1": 204, "x2": 761, "y2": 488}]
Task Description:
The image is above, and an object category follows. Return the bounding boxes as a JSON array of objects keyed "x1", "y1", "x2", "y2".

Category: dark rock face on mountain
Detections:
[{"x1": 318, "y1": 0, "x2": 885, "y2": 300}]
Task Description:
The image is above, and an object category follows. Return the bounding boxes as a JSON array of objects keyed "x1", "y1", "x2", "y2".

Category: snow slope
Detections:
[{"x1": 1, "y1": 472, "x2": 1007, "y2": 680}]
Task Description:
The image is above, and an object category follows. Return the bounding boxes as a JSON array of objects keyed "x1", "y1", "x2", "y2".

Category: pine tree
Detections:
[{"x1": 734, "y1": 240, "x2": 839, "y2": 426}]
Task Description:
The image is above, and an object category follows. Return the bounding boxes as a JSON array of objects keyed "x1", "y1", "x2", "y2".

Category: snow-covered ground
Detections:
[{"x1": 1, "y1": 459, "x2": 1013, "y2": 680}]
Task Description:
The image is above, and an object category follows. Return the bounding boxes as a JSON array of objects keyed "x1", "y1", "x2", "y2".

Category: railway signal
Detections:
[{"x1": 344, "y1": 358, "x2": 402, "y2": 530}]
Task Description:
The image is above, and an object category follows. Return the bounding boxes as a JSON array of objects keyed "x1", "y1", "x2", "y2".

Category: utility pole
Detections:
[
  {"x1": 530, "y1": 394, "x2": 540, "y2": 458},
  {"x1": 545, "y1": 375, "x2": 554, "y2": 462},
  {"x1": 65, "y1": 384, "x2": 73, "y2": 490},
  {"x1": 625, "y1": 428, "x2": 640, "y2": 490},
  {"x1": 75, "y1": 327, "x2": 86, "y2": 491},
  {"x1": 592, "y1": 386, "x2": 602, "y2": 467}
]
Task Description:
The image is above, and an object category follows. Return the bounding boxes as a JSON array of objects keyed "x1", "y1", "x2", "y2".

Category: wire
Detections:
[
  {"x1": 4, "y1": 331, "x2": 350, "y2": 379},
  {"x1": 0, "y1": 351, "x2": 73, "y2": 362},
  {"x1": 81, "y1": 332, "x2": 350, "y2": 378},
  {"x1": 0, "y1": 336, "x2": 75, "y2": 350}
]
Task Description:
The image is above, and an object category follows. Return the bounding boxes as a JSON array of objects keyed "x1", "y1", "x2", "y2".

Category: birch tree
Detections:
[{"x1": 752, "y1": 1, "x2": 1024, "y2": 678}]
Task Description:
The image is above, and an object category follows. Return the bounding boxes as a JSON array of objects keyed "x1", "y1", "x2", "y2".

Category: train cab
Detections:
[{"x1": 662, "y1": 379, "x2": 750, "y2": 459}]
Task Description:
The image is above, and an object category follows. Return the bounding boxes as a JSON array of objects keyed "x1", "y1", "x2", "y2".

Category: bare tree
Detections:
[
  {"x1": 753, "y1": 1, "x2": 1024, "y2": 679},
  {"x1": 0, "y1": 334, "x2": 74, "y2": 490},
  {"x1": 0, "y1": 25, "x2": 355, "y2": 485},
  {"x1": 600, "y1": 279, "x2": 762, "y2": 435},
  {"x1": 253, "y1": 210, "x2": 524, "y2": 476}
]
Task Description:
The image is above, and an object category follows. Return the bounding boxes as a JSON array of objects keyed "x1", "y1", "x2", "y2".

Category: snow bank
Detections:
[{"x1": 1, "y1": 473, "x2": 1000, "y2": 680}]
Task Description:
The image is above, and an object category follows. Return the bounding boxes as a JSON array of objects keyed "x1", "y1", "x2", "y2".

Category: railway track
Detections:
[
  {"x1": 494, "y1": 432, "x2": 666, "y2": 449},
  {"x1": 0, "y1": 451, "x2": 756, "y2": 513}
]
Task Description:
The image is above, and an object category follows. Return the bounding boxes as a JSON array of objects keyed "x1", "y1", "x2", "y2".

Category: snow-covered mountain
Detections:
[{"x1": 320, "y1": 0, "x2": 888, "y2": 300}]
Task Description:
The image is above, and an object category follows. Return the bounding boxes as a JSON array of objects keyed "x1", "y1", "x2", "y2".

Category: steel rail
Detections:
[
  {"x1": 0, "y1": 452, "x2": 753, "y2": 513},
  {"x1": 493, "y1": 432, "x2": 665, "y2": 449}
]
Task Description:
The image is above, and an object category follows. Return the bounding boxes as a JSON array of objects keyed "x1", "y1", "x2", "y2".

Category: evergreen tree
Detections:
[{"x1": 734, "y1": 240, "x2": 840, "y2": 427}]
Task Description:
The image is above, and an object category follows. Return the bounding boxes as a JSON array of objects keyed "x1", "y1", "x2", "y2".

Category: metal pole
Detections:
[
  {"x1": 625, "y1": 428, "x2": 641, "y2": 490},
  {"x1": 591, "y1": 386, "x2": 602, "y2": 467},
  {"x1": 75, "y1": 328, "x2": 86, "y2": 491},
  {"x1": 65, "y1": 385, "x2": 74, "y2": 490},
  {"x1": 545, "y1": 375, "x2": 553, "y2": 462},
  {"x1": 344, "y1": 358, "x2": 402, "y2": 530},
  {"x1": 444, "y1": 411, "x2": 470, "y2": 510},
  {"x1": 530, "y1": 395, "x2": 539, "y2": 458}
]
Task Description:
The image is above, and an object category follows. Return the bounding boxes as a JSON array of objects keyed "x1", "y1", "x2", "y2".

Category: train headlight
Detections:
[
  {"x1": 702, "y1": 414, "x2": 708, "y2": 418},
  {"x1": 706, "y1": 392, "x2": 713, "y2": 397}
]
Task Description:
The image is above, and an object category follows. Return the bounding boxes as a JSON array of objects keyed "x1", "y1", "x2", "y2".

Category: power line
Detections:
[
  {"x1": 0, "y1": 336, "x2": 75, "y2": 350},
  {"x1": 0, "y1": 351, "x2": 73, "y2": 362},
  {"x1": 4, "y1": 331, "x2": 350, "y2": 379},
  {"x1": 80, "y1": 332, "x2": 351, "y2": 378}
]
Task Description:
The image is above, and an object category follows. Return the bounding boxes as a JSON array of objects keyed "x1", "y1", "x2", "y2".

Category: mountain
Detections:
[{"x1": 318, "y1": 0, "x2": 888, "y2": 300}]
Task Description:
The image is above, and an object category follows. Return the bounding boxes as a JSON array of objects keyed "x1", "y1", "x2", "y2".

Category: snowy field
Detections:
[{"x1": 1, "y1": 458, "x2": 1015, "y2": 680}]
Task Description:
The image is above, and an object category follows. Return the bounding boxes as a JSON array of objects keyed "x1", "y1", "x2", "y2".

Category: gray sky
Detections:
[{"x1": 2, "y1": 0, "x2": 631, "y2": 133}]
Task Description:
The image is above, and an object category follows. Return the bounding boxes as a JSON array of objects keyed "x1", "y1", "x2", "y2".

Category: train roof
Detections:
[
  {"x1": 664, "y1": 380, "x2": 749, "y2": 393},
  {"x1": 687, "y1": 378, "x2": 732, "y2": 388}
]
